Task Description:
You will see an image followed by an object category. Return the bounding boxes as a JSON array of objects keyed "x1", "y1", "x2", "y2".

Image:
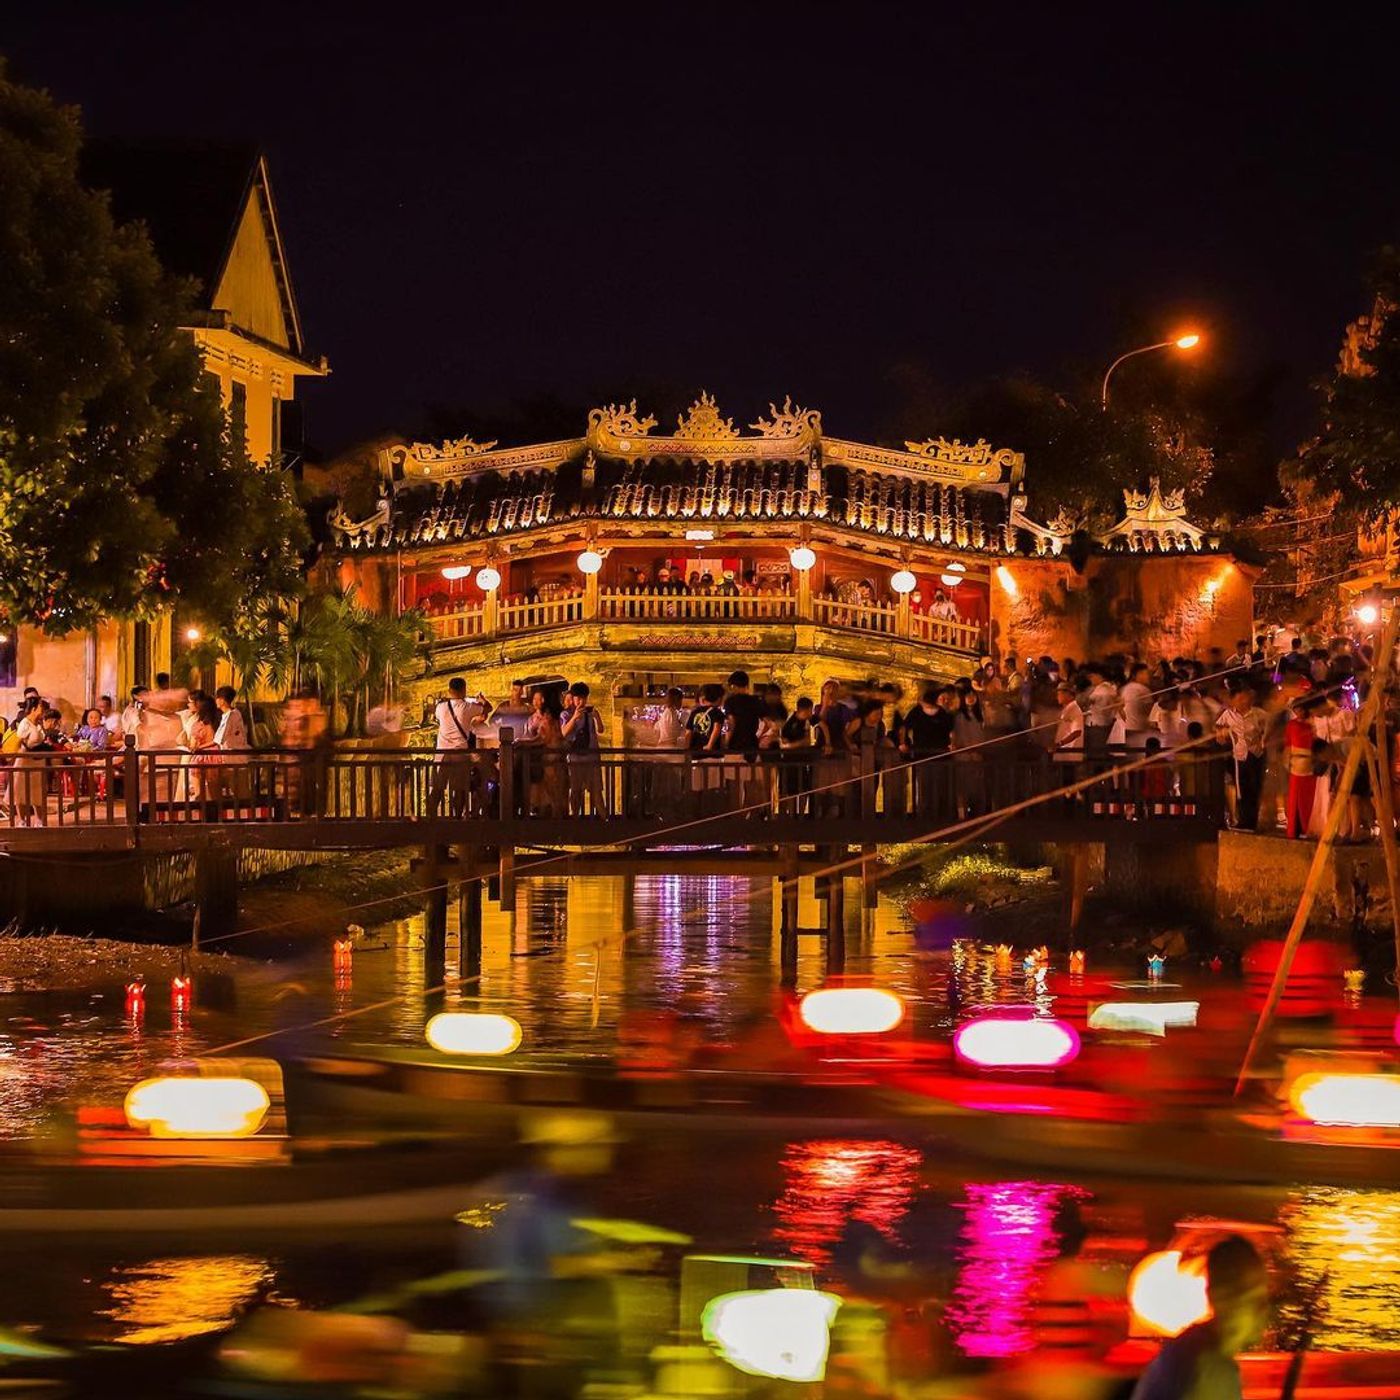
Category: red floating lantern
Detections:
[
  {"x1": 170, "y1": 975, "x2": 192, "y2": 1012},
  {"x1": 125, "y1": 981, "x2": 146, "y2": 1019}
]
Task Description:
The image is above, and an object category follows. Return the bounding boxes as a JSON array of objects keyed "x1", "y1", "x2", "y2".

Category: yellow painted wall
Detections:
[
  {"x1": 212, "y1": 191, "x2": 290, "y2": 349},
  {"x1": 2, "y1": 619, "x2": 134, "y2": 725}
]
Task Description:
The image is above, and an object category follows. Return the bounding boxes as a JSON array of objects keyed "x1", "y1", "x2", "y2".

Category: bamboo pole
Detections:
[
  {"x1": 1370, "y1": 694, "x2": 1400, "y2": 1006},
  {"x1": 1234, "y1": 606, "x2": 1400, "y2": 1094}
]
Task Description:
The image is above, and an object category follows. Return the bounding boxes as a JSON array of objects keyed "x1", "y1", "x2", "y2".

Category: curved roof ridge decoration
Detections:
[
  {"x1": 1096, "y1": 477, "x2": 1214, "y2": 554},
  {"x1": 380, "y1": 393, "x2": 1025, "y2": 490}
]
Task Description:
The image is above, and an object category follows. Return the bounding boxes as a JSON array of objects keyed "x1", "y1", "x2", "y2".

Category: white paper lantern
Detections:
[
  {"x1": 475, "y1": 566, "x2": 502, "y2": 592},
  {"x1": 890, "y1": 569, "x2": 917, "y2": 595},
  {"x1": 789, "y1": 546, "x2": 817, "y2": 571},
  {"x1": 576, "y1": 549, "x2": 604, "y2": 575}
]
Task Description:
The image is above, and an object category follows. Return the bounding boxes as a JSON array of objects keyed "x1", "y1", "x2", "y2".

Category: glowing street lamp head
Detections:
[
  {"x1": 1175, "y1": 333, "x2": 1201, "y2": 350},
  {"x1": 184, "y1": 626, "x2": 201, "y2": 643}
]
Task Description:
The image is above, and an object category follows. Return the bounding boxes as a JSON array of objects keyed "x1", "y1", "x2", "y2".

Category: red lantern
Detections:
[
  {"x1": 170, "y1": 975, "x2": 192, "y2": 1012},
  {"x1": 125, "y1": 981, "x2": 146, "y2": 1020}
]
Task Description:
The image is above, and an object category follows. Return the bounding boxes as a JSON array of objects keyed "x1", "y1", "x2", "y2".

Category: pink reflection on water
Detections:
[
  {"x1": 947, "y1": 1180, "x2": 1077, "y2": 1358},
  {"x1": 771, "y1": 1138, "x2": 922, "y2": 1266}
]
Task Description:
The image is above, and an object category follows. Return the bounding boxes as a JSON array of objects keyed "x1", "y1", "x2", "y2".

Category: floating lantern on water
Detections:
[
  {"x1": 1127, "y1": 1250, "x2": 1211, "y2": 1337},
  {"x1": 994, "y1": 945, "x2": 1013, "y2": 973},
  {"x1": 798, "y1": 988, "x2": 905, "y2": 1036},
  {"x1": 1344, "y1": 968, "x2": 1366, "y2": 994},
  {"x1": 1022, "y1": 954, "x2": 1038, "y2": 973},
  {"x1": 1208, "y1": 956, "x2": 1223, "y2": 974},
  {"x1": 124, "y1": 1077, "x2": 270, "y2": 1139},
  {"x1": 170, "y1": 975, "x2": 192, "y2": 1012},
  {"x1": 1068, "y1": 950, "x2": 1086, "y2": 975},
  {"x1": 701, "y1": 1288, "x2": 841, "y2": 1383},
  {"x1": 125, "y1": 980, "x2": 146, "y2": 1019},
  {"x1": 1088, "y1": 1001, "x2": 1200, "y2": 1036},
  {"x1": 1288, "y1": 1072, "x2": 1400, "y2": 1128},
  {"x1": 333, "y1": 937, "x2": 354, "y2": 967},
  {"x1": 953, "y1": 1016, "x2": 1080, "y2": 1070},
  {"x1": 425, "y1": 1011, "x2": 523, "y2": 1056},
  {"x1": 1147, "y1": 954, "x2": 1165, "y2": 979}
]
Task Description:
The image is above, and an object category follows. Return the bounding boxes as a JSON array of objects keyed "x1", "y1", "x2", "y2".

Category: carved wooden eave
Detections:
[
  {"x1": 1096, "y1": 477, "x2": 1212, "y2": 554},
  {"x1": 1004, "y1": 492, "x2": 1073, "y2": 557},
  {"x1": 380, "y1": 393, "x2": 1023, "y2": 488}
]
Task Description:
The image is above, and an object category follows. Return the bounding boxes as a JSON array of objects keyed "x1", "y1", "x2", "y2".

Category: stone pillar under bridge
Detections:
[{"x1": 1100, "y1": 839, "x2": 1220, "y2": 935}]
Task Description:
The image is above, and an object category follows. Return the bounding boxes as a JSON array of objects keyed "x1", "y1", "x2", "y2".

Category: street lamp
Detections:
[{"x1": 1101, "y1": 333, "x2": 1202, "y2": 409}]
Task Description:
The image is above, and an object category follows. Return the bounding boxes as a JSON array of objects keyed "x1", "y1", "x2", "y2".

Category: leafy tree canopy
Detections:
[
  {"x1": 0, "y1": 62, "x2": 307, "y2": 636},
  {"x1": 1290, "y1": 246, "x2": 1400, "y2": 525}
]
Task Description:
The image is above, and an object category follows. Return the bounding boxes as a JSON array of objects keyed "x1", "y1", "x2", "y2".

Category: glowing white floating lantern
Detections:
[
  {"x1": 576, "y1": 549, "x2": 604, "y2": 575},
  {"x1": 440, "y1": 565, "x2": 472, "y2": 581},
  {"x1": 124, "y1": 1077, "x2": 270, "y2": 1139},
  {"x1": 798, "y1": 987, "x2": 905, "y2": 1035},
  {"x1": 1088, "y1": 1002, "x2": 1200, "y2": 1036},
  {"x1": 1288, "y1": 1072, "x2": 1400, "y2": 1128},
  {"x1": 425, "y1": 1011, "x2": 523, "y2": 1056},
  {"x1": 953, "y1": 1015, "x2": 1080, "y2": 1069},
  {"x1": 788, "y1": 546, "x2": 816, "y2": 572},
  {"x1": 1127, "y1": 1250, "x2": 1211, "y2": 1337},
  {"x1": 474, "y1": 566, "x2": 501, "y2": 592},
  {"x1": 890, "y1": 569, "x2": 917, "y2": 595},
  {"x1": 701, "y1": 1288, "x2": 841, "y2": 1383}
]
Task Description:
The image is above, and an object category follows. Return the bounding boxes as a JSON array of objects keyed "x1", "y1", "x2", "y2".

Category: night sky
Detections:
[{"x1": 5, "y1": 6, "x2": 1398, "y2": 459}]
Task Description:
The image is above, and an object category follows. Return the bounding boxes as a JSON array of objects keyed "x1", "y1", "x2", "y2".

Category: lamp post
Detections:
[{"x1": 1100, "y1": 333, "x2": 1201, "y2": 410}]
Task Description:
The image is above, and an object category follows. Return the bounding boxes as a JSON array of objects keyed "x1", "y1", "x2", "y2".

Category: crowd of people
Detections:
[
  {"x1": 7, "y1": 627, "x2": 1392, "y2": 836},
  {"x1": 424, "y1": 628, "x2": 1396, "y2": 835},
  {"x1": 0, "y1": 675, "x2": 250, "y2": 824}
]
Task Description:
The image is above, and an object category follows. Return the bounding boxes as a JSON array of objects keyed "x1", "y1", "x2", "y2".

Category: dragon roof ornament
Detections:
[{"x1": 1097, "y1": 477, "x2": 1211, "y2": 553}]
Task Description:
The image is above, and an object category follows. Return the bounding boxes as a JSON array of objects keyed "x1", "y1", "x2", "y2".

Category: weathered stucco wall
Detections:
[{"x1": 993, "y1": 554, "x2": 1254, "y2": 663}]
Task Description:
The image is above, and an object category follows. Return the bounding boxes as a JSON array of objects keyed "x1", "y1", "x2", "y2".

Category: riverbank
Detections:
[{"x1": 0, "y1": 931, "x2": 254, "y2": 994}]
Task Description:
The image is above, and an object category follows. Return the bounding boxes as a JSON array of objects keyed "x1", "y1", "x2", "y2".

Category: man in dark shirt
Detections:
[
  {"x1": 723, "y1": 670, "x2": 766, "y2": 756},
  {"x1": 901, "y1": 687, "x2": 956, "y2": 819}
]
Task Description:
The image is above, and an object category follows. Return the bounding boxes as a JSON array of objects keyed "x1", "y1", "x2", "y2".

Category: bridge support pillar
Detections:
[
  {"x1": 499, "y1": 846, "x2": 516, "y2": 911},
  {"x1": 825, "y1": 849, "x2": 846, "y2": 971},
  {"x1": 193, "y1": 839, "x2": 238, "y2": 945},
  {"x1": 1065, "y1": 844, "x2": 1092, "y2": 934},
  {"x1": 459, "y1": 846, "x2": 483, "y2": 982},
  {"x1": 422, "y1": 844, "x2": 449, "y2": 975},
  {"x1": 779, "y1": 850, "x2": 799, "y2": 986},
  {"x1": 861, "y1": 844, "x2": 879, "y2": 909}
]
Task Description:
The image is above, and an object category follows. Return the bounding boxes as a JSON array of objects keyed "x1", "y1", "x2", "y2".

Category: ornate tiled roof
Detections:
[
  {"x1": 323, "y1": 394, "x2": 1220, "y2": 560},
  {"x1": 337, "y1": 454, "x2": 1014, "y2": 554}
]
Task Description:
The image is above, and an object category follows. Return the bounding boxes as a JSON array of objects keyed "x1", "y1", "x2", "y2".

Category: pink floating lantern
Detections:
[{"x1": 953, "y1": 1015, "x2": 1081, "y2": 1070}]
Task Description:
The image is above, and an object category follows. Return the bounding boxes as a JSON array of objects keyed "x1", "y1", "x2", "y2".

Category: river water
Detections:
[{"x1": 1, "y1": 872, "x2": 1398, "y2": 1357}]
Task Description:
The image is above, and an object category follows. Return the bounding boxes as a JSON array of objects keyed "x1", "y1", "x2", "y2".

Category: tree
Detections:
[
  {"x1": 888, "y1": 373, "x2": 1214, "y2": 534},
  {"x1": 1290, "y1": 246, "x2": 1400, "y2": 525},
  {"x1": 0, "y1": 63, "x2": 307, "y2": 636}
]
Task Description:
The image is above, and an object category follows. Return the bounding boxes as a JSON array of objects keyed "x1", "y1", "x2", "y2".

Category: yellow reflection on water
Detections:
[
  {"x1": 101, "y1": 1255, "x2": 274, "y2": 1344},
  {"x1": 1280, "y1": 1186, "x2": 1400, "y2": 1350}
]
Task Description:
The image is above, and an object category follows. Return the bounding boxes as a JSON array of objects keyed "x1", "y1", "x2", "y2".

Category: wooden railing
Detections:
[
  {"x1": 498, "y1": 591, "x2": 585, "y2": 632},
  {"x1": 812, "y1": 596, "x2": 898, "y2": 636},
  {"x1": 423, "y1": 586, "x2": 985, "y2": 651},
  {"x1": 1, "y1": 739, "x2": 1225, "y2": 834},
  {"x1": 909, "y1": 610, "x2": 986, "y2": 653},
  {"x1": 430, "y1": 604, "x2": 487, "y2": 641},
  {"x1": 599, "y1": 589, "x2": 796, "y2": 622}
]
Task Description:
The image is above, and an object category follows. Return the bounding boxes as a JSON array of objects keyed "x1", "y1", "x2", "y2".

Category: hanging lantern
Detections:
[
  {"x1": 576, "y1": 549, "x2": 604, "y2": 575},
  {"x1": 890, "y1": 569, "x2": 917, "y2": 595},
  {"x1": 939, "y1": 573, "x2": 962, "y2": 589},
  {"x1": 788, "y1": 546, "x2": 816, "y2": 572},
  {"x1": 440, "y1": 565, "x2": 472, "y2": 581},
  {"x1": 475, "y1": 566, "x2": 501, "y2": 592}
]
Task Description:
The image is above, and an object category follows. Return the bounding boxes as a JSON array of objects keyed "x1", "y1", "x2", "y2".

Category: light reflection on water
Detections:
[
  {"x1": 1, "y1": 875, "x2": 1400, "y2": 1353},
  {"x1": 98, "y1": 1255, "x2": 275, "y2": 1344}
]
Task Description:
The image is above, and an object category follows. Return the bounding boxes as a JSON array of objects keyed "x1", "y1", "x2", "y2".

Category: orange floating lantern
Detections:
[{"x1": 1068, "y1": 950, "x2": 1086, "y2": 975}]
